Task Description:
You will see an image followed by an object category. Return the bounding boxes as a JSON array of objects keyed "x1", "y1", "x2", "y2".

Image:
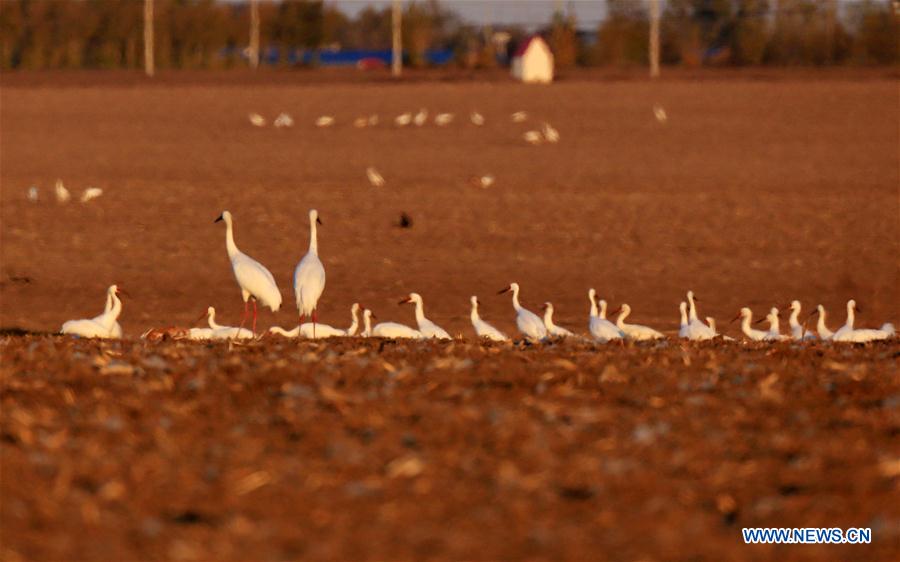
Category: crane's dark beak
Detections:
[
  {"x1": 214, "y1": 214, "x2": 223, "y2": 223},
  {"x1": 856, "y1": 304, "x2": 863, "y2": 314},
  {"x1": 316, "y1": 217, "x2": 323, "y2": 225},
  {"x1": 729, "y1": 313, "x2": 740, "y2": 324},
  {"x1": 116, "y1": 288, "x2": 130, "y2": 298},
  {"x1": 398, "y1": 297, "x2": 411, "y2": 305},
  {"x1": 497, "y1": 286, "x2": 510, "y2": 295},
  {"x1": 753, "y1": 317, "x2": 766, "y2": 325}
]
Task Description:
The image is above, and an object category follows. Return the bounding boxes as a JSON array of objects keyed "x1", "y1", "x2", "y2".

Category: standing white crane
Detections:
[
  {"x1": 587, "y1": 289, "x2": 624, "y2": 342},
  {"x1": 363, "y1": 309, "x2": 424, "y2": 339},
  {"x1": 542, "y1": 302, "x2": 574, "y2": 338},
  {"x1": 786, "y1": 300, "x2": 815, "y2": 340},
  {"x1": 215, "y1": 210, "x2": 282, "y2": 335},
  {"x1": 294, "y1": 209, "x2": 326, "y2": 337},
  {"x1": 498, "y1": 283, "x2": 546, "y2": 342},
  {"x1": 731, "y1": 308, "x2": 769, "y2": 341},
  {"x1": 470, "y1": 296, "x2": 508, "y2": 342},
  {"x1": 808, "y1": 304, "x2": 834, "y2": 340},
  {"x1": 61, "y1": 285, "x2": 124, "y2": 338},
  {"x1": 400, "y1": 293, "x2": 451, "y2": 339},
  {"x1": 613, "y1": 303, "x2": 664, "y2": 340}
]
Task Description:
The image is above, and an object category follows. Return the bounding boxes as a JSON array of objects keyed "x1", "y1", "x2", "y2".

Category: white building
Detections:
[{"x1": 511, "y1": 36, "x2": 554, "y2": 84}]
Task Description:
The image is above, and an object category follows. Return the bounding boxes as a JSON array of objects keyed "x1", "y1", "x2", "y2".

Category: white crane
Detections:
[
  {"x1": 394, "y1": 112, "x2": 412, "y2": 127},
  {"x1": 293, "y1": 209, "x2": 326, "y2": 336},
  {"x1": 363, "y1": 309, "x2": 424, "y2": 339},
  {"x1": 413, "y1": 108, "x2": 428, "y2": 126},
  {"x1": 470, "y1": 296, "x2": 508, "y2": 342},
  {"x1": 80, "y1": 187, "x2": 103, "y2": 203},
  {"x1": 731, "y1": 308, "x2": 768, "y2": 341},
  {"x1": 832, "y1": 300, "x2": 895, "y2": 342},
  {"x1": 274, "y1": 112, "x2": 294, "y2": 128},
  {"x1": 61, "y1": 285, "x2": 123, "y2": 338},
  {"x1": 315, "y1": 115, "x2": 335, "y2": 127},
  {"x1": 248, "y1": 113, "x2": 266, "y2": 127},
  {"x1": 542, "y1": 122, "x2": 560, "y2": 143},
  {"x1": 808, "y1": 304, "x2": 834, "y2": 340},
  {"x1": 353, "y1": 116, "x2": 368, "y2": 128},
  {"x1": 55, "y1": 179, "x2": 70, "y2": 203},
  {"x1": 400, "y1": 293, "x2": 451, "y2": 339},
  {"x1": 685, "y1": 290, "x2": 716, "y2": 340},
  {"x1": 588, "y1": 289, "x2": 624, "y2": 342},
  {"x1": 523, "y1": 131, "x2": 542, "y2": 145},
  {"x1": 470, "y1": 111, "x2": 484, "y2": 126},
  {"x1": 511, "y1": 111, "x2": 528, "y2": 122},
  {"x1": 498, "y1": 283, "x2": 547, "y2": 342},
  {"x1": 215, "y1": 210, "x2": 282, "y2": 335},
  {"x1": 268, "y1": 303, "x2": 359, "y2": 339},
  {"x1": 706, "y1": 316, "x2": 734, "y2": 340},
  {"x1": 366, "y1": 167, "x2": 385, "y2": 187},
  {"x1": 761, "y1": 307, "x2": 789, "y2": 341},
  {"x1": 204, "y1": 306, "x2": 253, "y2": 339},
  {"x1": 613, "y1": 303, "x2": 664, "y2": 340},
  {"x1": 542, "y1": 302, "x2": 574, "y2": 338},
  {"x1": 786, "y1": 300, "x2": 815, "y2": 340},
  {"x1": 367, "y1": 114, "x2": 379, "y2": 126},
  {"x1": 434, "y1": 113, "x2": 454, "y2": 126}
]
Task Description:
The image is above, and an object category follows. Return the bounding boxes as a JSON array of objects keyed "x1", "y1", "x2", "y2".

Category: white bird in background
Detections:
[
  {"x1": 614, "y1": 303, "x2": 664, "y2": 340},
  {"x1": 542, "y1": 122, "x2": 560, "y2": 143},
  {"x1": 394, "y1": 112, "x2": 412, "y2": 127},
  {"x1": 61, "y1": 285, "x2": 123, "y2": 338},
  {"x1": 55, "y1": 179, "x2": 70, "y2": 203},
  {"x1": 400, "y1": 292, "x2": 451, "y2": 339},
  {"x1": 413, "y1": 108, "x2": 428, "y2": 126},
  {"x1": 469, "y1": 175, "x2": 495, "y2": 189},
  {"x1": 470, "y1": 111, "x2": 484, "y2": 126},
  {"x1": 523, "y1": 131, "x2": 542, "y2": 145},
  {"x1": 470, "y1": 296, "x2": 508, "y2": 342},
  {"x1": 353, "y1": 116, "x2": 368, "y2": 128},
  {"x1": 686, "y1": 290, "x2": 716, "y2": 340},
  {"x1": 294, "y1": 209, "x2": 326, "y2": 336},
  {"x1": 434, "y1": 113, "x2": 454, "y2": 126},
  {"x1": 80, "y1": 187, "x2": 103, "y2": 203},
  {"x1": 588, "y1": 289, "x2": 624, "y2": 342},
  {"x1": 732, "y1": 307, "x2": 768, "y2": 341},
  {"x1": 653, "y1": 104, "x2": 668, "y2": 123},
  {"x1": 365, "y1": 309, "x2": 425, "y2": 339},
  {"x1": 366, "y1": 167, "x2": 385, "y2": 187},
  {"x1": 787, "y1": 300, "x2": 815, "y2": 340},
  {"x1": 760, "y1": 307, "x2": 789, "y2": 341},
  {"x1": 542, "y1": 302, "x2": 575, "y2": 338},
  {"x1": 498, "y1": 283, "x2": 546, "y2": 341},
  {"x1": 832, "y1": 299, "x2": 895, "y2": 342},
  {"x1": 367, "y1": 114, "x2": 379, "y2": 126},
  {"x1": 205, "y1": 306, "x2": 254, "y2": 339},
  {"x1": 315, "y1": 115, "x2": 335, "y2": 127},
  {"x1": 215, "y1": 210, "x2": 282, "y2": 335},
  {"x1": 706, "y1": 316, "x2": 733, "y2": 340},
  {"x1": 27, "y1": 186, "x2": 38, "y2": 202},
  {"x1": 809, "y1": 304, "x2": 834, "y2": 340},
  {"x1": 511, "y1": 111, "x2": 528, "y2": 122},
  {"x1": 248, "y1": 113, "x2": 266, "y2": 127},
  {"x1": 274, "y1": 112, "x2": 294, "y2": 128}
]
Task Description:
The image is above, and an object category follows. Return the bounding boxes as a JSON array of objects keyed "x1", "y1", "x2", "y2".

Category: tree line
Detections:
[{"x1": 0, "y1": 0, "x2": 896, "y2": 71}]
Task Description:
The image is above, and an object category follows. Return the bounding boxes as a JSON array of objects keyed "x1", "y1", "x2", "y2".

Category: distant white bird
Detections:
[
  {"x1": 809, "y1": 304, "x2": 834, "y2": 340},
  {"x1": 832, "y1": 300, "x2": 895, "y2": 342},
  {"x1": 542, "y1": 302, "x2": 575, "y2": 338},
  {"x1": 511, "y1": 111, "x2": 528, "y2": 122},
  {"x1": 400, "y1": 293, "x2": 451, "y2": 339},
  {"x1": 353, "y1": 116, "x2": 368, "y2": 128},
  {"x1": 523, "y1": 131, "x2": 542, "y2": 145},
  {"x1": 204, "y1": 306, "x2": 253, "y2": 340},
  {"x1": 55, "y1": 179, "x2": 70, "y2": 203},
  {"x1": 588, "y1": 289, "x2": 624, "y2": 342},
  {"x1": 61, "y1": 285, "x2": 123, "y2": 339},
  {"x1": 685, "y1": 291, "x2": 716, "y2": 340},
  {"x1": 395, "y1": 112, "x2": 412, "y2": 127},
  {"x1": 434, "y1": 113, "x2": 454, "y2": 126},
  {"x1": 368, "y1": 114, "x2": 379, "y2": 126},
  {"x1": 470, "y1": 296, "x2": 508, "y2": 342},
  {"x1": 498, "y1": 282, "x2": 547, "y2": 342},
  {"x1": 614, "y1": 303, "x2": 664, "y2": 340},
  {"x1": 470, "y1": 111, "x2": 484, "y2": 126},
  {"x1": 787, "y1": 300, "x2": 815, "y2": 340},
  {"x1": 653, "y1": 104, "x2": 668, "y2": 123},
  {"x1": 248, "y1": 113, "x2": 266, "y2": 127},
  {"x1": 215, "y1": 210, "x2": 282, "y2": 335},
  {"x1": 364, "y1": 309, "x2": 424, "y2": 339},
  {"x1": 732, "y1": 308, "x2": 768, "y2": 341},
  {"x1": 274, "y1": 112, "x2": 294, "y2": 128},
  {"x1": 679, "y1": 299, "x2": 714, "y2": 341},
  {"x1": 469, "y1": 175, "x2": 495, "y2": 189},
  {"x1": 27, "y1": 186, "x2": 38, "y2": 202},
  {"x1": 187, "y1": 327, "x2": 215, "y2": 340},
  {"x1": 366, "y1": 167, "x2": 385, "y2": 187},
  {"x1": 542, "y1": 122, "x2": 560, "y2": 143},
  {"x1": 706, "y1": 316, "x2": 734, "y2": 340},
  {"x1": 761, "y1": 307, "x2": 789, "y2": 341},
  {"x1": 315, "y1": 115, "x2": 335, "y2": 127},
  {"x1": 80, "y1": 187, "x2": 103, "y2": 203},
  {"x1": 293, "y1": 209, "x2": 326, "y2": 336},
  {"x1": 414, "y1": 108, "x2": 428, "y2": 126}
]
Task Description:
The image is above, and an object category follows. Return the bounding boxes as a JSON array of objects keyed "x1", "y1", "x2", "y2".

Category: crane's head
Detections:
[
  {"x1": 310, "y1": 209, "x2": 322, "y2": 225},
  {"x1": 214, "y1": 210, "x2": 231, "y2": 224}
]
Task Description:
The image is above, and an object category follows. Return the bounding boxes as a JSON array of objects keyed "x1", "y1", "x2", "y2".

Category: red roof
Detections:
[{"x1": 513, "y1": 35, "x2": 545, "y2": 57}]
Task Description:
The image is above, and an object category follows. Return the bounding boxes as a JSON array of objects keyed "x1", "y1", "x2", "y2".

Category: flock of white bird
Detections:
[
  {"x1": 61, "y1": 208, "x2": 895, "y2": 344},
  {"x1": 26, "y1": 179, "x2": 103, "y2": 204}
]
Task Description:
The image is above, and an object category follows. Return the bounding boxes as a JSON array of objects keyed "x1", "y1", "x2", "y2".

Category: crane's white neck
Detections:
[
  {"x1": 470, "y1": 301, "x2": 480, "y2": 323},
  {"x1": 707, "y1": 317, "x2": 717, "y2": 334},
  {"x1": 844, "y1": 302, "x2": 855, "y2": 329},
  {"x1": 207, "y1": 308, "x2": 223, "y2": 330},
  {"x1": 588, "y1": 291, "x2": 598, "y2": 318},
  {"x1": 271, "y1": 326, "x2": 299, "y2": 337},
  {"x1": 347, "y1": 306, "x2": 359, "y2": 336},
  {"x1": 616, "y1": 307, "x2": 630, "y2": 328},
  {"x1": 687, "y1": 294, "x2": 699, "y2": 321},
  {"x1": 599, "y1": 300, "x2": 608, "y2": 320},
  {"x1": 224, "y1": 215, "x2": 239, "y2": 258},
  {"x1": 768, "y1": 314, "x2": 780, "y2": 334},
  {"x1": 511, "y1": 285, "x2": 522, "y2": 312},
  {"x1": 817, "y1": 309, "x2": 830, "y2": 335},
  {"x1": 789, "y1": 307, "x2": 801, "y2": 328},
  {"x1": 543, "y1": 306, "x2": 555, "y2": 329},
  {"x1": 679, "y1": 303, "x2": 688, "y2": 326},
  {"x1": 741, "y1": 314, "x2": 754, "y2": 337},
  {"x1": 104, "y1": 292, "x2": 113, "y2": 314},
  {"x1": 363, "y1": 312, "x2": 372, "y2": 337},
  {"x1": 308, "y1": 214, "x2": 319, "y2": 255}
]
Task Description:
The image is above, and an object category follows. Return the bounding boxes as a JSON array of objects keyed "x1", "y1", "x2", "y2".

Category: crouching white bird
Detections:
[
  {"x1": 470, "y1": 111, "x2": 484, "y2": 126},
  {"x1": 759, "y1": 307, "x2": 789, "y2": 341},
  {"x1": 414, "y1": 108, "x2": 428, "y2": 126},
  {"x1": 294, "y1": 209, "x2": 326, "y2": 336},
  {"x1": 55, "y1": 179, "x2": 70, "y2": 203},
  {"x1": 434, "y1": 113, "x2": 454, "y2": 126},
  {"x1": 498, "y1": 282, "x2": 547, "y2": 342},
  {"x1": 588, "y1": 289, "x2": 624, "y2": 342},
  {"x1": 832, "y1": 299, "x2": 895, "y2": 342},
  {"x1": 731, "y1": 308, "x2": 768, "y2": 341},
  {"x1": 542, "y1": 302, "x2": 574, "y2": 338},
  {"x1": 786, "y1": 300, "x2": 816, "y2": 340},
  {"x1": 215, "y1": 210, "x2": 282, "y2": 335},
  {"x1": 204, "y1": 306, "x2": 253, "y2": 340},
  {"x1": 315, "y1": 115, "x2": 335, "y2": 127},
  {"x1": 274, "y1": 113, "x2": 294, "y2": 128},
  {"x1": 523, "y1": 131, "x2": 542, "y2": 145},
  {"x1": 248, "y1": 113, "x2": 266, "y2": 127},
  {"x1": 542, "y1": 122, "x2": 559, "y2": 143},
  {"x1": 808, "y1": 304, "x2": 834, "y2": 340},
  {"x1": 613, "y1": 303, "x2": 664, "y2": 340},
  {"x1": 363, "y1": 309, "x2": 424, "y2": 339},
  {"x1": 269, "y1": 303, "x2": 359, "y2": 339},
  {"x1": 61, "y1": 285, "x2": 124, "y2": 338},
  {"x1": 80, "y1": 187, "x2": 103, "y2": 203},
  {"x1": 366, "y1": 167, "x2": 385, "y2": 187},
  {"x1": 682, "y1": 291, "x2": 716, "y2": 340},
  {"x1": 400, "y1": 292, "x2": 451, "y2": 339},
  {"x1": 394, "y1": 112, "x2": 412, "y2": 127},
  {"x1": 470, "y1": 296, "x2": 508, "y2": 342},
  {"x1": 511, "y1": 111, "x2": 528, "y2": 122}
]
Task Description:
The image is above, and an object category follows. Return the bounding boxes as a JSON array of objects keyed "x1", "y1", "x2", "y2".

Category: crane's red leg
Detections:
[
  {"x1": 252, "y1": 299, "x2": 258, "y2": 336},
  {"x1": 238, "y1": 300, "x2": 249, "y2": 335},
  {"x1": 312, "y1": 309, "x2": 317, "y2": 338}
]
